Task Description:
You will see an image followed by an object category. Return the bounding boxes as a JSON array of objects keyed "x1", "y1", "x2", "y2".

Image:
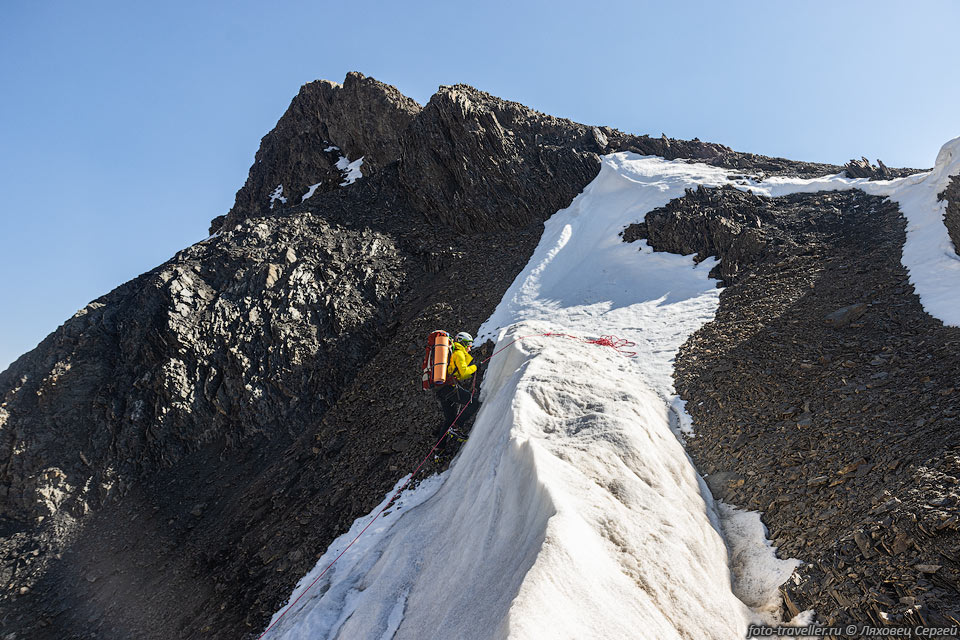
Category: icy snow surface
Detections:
[{"x1": 265, "y1": 140, "x2": 959, "y2": 639}]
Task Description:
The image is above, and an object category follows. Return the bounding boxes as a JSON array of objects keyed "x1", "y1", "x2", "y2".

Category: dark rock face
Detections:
[
  {"x1": 221, "y1": 72, "x2": 421, "y2": 232},
  {"x1": 941, "y1": 174, "x2": 960, "y2": 256},
  {"x1": 0, "y1": 212, "x2": 405, "y2": 525},
  {"x1": 630, "y1": 186, "x2": 960, "y2": 627},
  {"x1": 396, "y1": 85, "x2": 601, "y2": 232},
  {"x1": 0, "y1": 160, "x2": 546, "y2": 639},
  {"x1": 623, "y1": 184, "x2": 789, "y2": 283}
]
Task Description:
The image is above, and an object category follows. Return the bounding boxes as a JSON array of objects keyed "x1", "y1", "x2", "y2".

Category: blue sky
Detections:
[{"x1": 1, "y1": 0, "x2": 958, "y2": 371}]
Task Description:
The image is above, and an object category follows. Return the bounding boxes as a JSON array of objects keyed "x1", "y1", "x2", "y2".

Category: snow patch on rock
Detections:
[
  {"x1": 301, "y1": 182, "x2": 322, "y2": 202},
  {"x1": 335, "y1": 156, "x2": 364, "y2": 186},
  {"x1": 268, "y1": 184, "x2": 287, "y2": 209}
]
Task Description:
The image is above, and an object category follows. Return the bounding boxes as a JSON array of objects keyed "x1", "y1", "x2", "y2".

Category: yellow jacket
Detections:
[{"x1": 447, "y1": 342, "x2": 477, "y2": 382}]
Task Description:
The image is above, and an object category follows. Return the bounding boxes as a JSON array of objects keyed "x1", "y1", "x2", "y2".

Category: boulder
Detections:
[{"x1": 824, "y1": 303, "x2": 868, "y2": 328}]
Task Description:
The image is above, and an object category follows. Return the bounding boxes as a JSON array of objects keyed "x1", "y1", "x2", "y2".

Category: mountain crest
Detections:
[
  {"x1": 218, "y1": 72, "x2": 868, "y2": 239},
  {"x1": 218, "y1": 71, "x2": 421, "y2": 232}
]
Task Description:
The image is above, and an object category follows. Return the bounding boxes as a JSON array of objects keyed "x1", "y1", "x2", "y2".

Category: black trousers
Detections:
[{"x1": 434, "y1": 382, "x2": 479, "y2": 439}]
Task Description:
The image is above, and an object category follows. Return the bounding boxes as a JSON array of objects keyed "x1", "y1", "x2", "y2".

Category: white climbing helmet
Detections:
[{"x1": 455, "y1": 331, "x2": 474, "y2": 347}]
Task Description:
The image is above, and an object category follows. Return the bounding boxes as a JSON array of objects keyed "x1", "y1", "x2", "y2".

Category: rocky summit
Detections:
[{"x1": 0, "y1": 71, "x2": 955, "y2": 639}]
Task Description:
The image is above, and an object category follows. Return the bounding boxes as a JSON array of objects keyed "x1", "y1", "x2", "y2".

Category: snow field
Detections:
[
  {"x1": 485, "y1": 331, "x2": 757, "y2": 639},
  {"x1": 266, "y1": 138, "x2": 960, "y2": 639},
  {"x1": 262, "y1": 472, "x2": 446, "y2": 638}
]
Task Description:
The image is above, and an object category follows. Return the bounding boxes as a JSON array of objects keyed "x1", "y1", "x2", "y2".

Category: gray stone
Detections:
[
  {"x1": 265, "y1": 264, "x2": 282, "y2": 289},
  {"x1": 914, "y1": 564, "x2": 942, "y2": 573},
  {"x1": 844, "y1": 156, "x2": 894, "y2": 180},
  {"x1": 705, "y1": 471, "x2": 744, "y2": 500},
  {"x1": 824, "y1": 303, "x2": 868, "y2": 328}
]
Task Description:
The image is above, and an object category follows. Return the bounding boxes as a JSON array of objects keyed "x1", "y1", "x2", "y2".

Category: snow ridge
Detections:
[{"x1": 265, "y1": 141, "x2": 959, "y2": 639}]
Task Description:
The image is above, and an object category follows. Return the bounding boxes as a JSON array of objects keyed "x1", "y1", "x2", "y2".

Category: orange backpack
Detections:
[{"x1": 421, "y1": 330, "x2": 452, "y2": 390}]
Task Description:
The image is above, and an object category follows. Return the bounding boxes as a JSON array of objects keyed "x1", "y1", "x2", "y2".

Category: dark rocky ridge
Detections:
[
  {"x1": 220, "y1": 73, "x2": 918, "y2": 238},
  {"x1": 942, "y1": 174, "x2": 960, "y2": 256},
  {"x1": 393, "y1": 84, "x2": 839, "y2": 233},
  {"x1": 623, "y1": 184, "x2": 798, "y2": 284},
  {"x1": 218, "y1": 72, "x2": 421, "y2": 232},
  {"x1": 628, "y1": 187, "x2": 960, "y2": 628},
  {"x1": 395, "y1": 84, "x2": 602, "y2": 232},
  {"x1": 844, "y1": 156, "x2": 920, "y2": 180},
  {"x1": 0, "y1": 71, "x2": 940, "y2": 639},
  {"x1": 221, "y1": 80, "x2": 740, "y2": 236}
]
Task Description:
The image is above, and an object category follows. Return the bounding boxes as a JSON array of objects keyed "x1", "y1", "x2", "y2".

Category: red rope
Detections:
[
  {"x1": 582, "y1": 334, "x2": 638, "y2": 358},
  {"x1": 258, "y1": 331, "x2": 633, "y2": 637}
]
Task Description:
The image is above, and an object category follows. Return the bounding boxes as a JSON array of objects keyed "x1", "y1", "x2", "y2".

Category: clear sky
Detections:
[{"x1": 1, "y1": 0, "x2": 958, "y2": 372}]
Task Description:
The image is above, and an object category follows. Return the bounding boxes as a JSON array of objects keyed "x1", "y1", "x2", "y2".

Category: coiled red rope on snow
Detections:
[{"x1": 582, "y1": 334, "x2": 638, "y2": 357}]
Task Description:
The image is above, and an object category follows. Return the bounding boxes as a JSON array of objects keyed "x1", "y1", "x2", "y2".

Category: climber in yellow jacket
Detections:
[
  {"x1": 434, "y1": 332, "x2": 482, "y2": 448},
  {"x1": 447, "y1": 332, "x2": 477, "y2": 382}
]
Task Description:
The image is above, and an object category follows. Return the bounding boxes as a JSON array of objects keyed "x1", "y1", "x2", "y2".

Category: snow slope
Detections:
[{"x1": 263, "y1": 138, "x2": 959, "y2": 640}]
